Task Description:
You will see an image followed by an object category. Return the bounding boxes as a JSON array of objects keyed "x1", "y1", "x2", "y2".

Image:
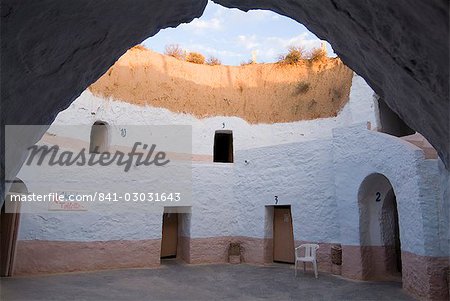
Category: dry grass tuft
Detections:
[
  {"x1": 309, "y1": 48, "x2": 327, "y2": 62},
  {"x1": 240, "y1": 59, "x2": 256, "y2": 66},
  {"x1": 277, "y1": 46, "x2": 306, "y2": 65},
  {"x1": 186, "y1": 52, "x2": 206, "y2": 64},
  {"x1": 164, "y1": 44, "x2": 186, "y2": 60},
  {"x1": 206, "y1": 56, "x2": 222, "y2": 66}
]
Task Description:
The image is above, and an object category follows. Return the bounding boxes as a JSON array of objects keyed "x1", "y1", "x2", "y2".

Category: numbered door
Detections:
[
  {"x1": 161, "y1": 213, "x2": 178, "y2": 258},
  {"x1": 273, "y1": 206, "x2": 295, "y2": 263}
]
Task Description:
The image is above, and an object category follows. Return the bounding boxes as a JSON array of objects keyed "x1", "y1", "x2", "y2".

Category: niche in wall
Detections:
[{"x1": 89, "y1": 121, "x2": 110, "y2": 154}]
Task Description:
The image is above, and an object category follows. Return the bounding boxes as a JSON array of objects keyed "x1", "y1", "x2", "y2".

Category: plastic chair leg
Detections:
[
  {"x1": 313, "y1": 261, "x2": 318, "y2": 278},
  {"x1": 295, "y1": 261, "x2": 297, "y2": 277}
]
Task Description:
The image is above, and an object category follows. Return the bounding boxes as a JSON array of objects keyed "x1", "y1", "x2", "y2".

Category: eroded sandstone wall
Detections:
[{"x1": 89, "y1": 47, "x2": 353, "y2": 124}]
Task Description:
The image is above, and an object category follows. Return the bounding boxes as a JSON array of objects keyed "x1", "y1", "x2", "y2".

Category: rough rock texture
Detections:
[
  {"x1": 0, "y1": 0, "x2": 449, "y2": 194},
  {"x1": 1, "y1": 0, "x2": 209, "y2": 196}
]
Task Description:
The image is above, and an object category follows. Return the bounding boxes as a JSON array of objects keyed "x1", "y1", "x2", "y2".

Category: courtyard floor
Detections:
[{"x1": 1, "y1": 262, "x2": 414, "y2": 301}]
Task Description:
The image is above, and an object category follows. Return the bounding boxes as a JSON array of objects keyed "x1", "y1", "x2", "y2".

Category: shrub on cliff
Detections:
[
  {"x1": 206, "y1": 56, "x2": 222, "y2": 66},
  {"x1": 240, "y1": 59, "x2": 256, "y2": 66},
  {"x1": 278, "y1": 46, "x2": 305, "y2": 65},
  {"x1": 309, "y1": 47, "x2": 327, "y2": 61},
  {"x1": 186, "y1": 52, "x2": 206, "y2": 64},
  {"x1": 164, "y1": 44, "x2": 185, "y2": 60}
]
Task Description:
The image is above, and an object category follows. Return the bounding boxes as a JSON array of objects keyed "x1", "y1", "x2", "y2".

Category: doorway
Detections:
[
  {"x1": 358, "y1": 173, "x2": 402, "y2": 280},
  {"x1": 1, "y1": 178, "x2": 27, "y2": 277},
  {"x1": 213, "y1": 130, "x2": 233, "y2": 163},
  {"x1": 161, "y1": 213, "x2": 179, "y2": 259},
  {"x1": 273, "y1": 206, "x2": 295, "y2": 263}
]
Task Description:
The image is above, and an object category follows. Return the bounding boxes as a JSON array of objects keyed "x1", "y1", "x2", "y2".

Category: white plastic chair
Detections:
[{"x1": 295, "y1": 244, "x2": 319, "y2": 278}]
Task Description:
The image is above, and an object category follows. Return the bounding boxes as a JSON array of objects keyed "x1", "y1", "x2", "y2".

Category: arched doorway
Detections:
[
  {"x1": 1, "y1": 178, "x2": 28, "y2": 277},
  {"x1": 357, "y1": 173, "x2": 402, "y2": 281},
  {"x1": 89, "y1": 121, "x2": 110, "y2": 153}
]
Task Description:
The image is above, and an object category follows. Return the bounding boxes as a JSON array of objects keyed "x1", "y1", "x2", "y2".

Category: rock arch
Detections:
[{"x1": 1, "y1": 0, "x2": 449, "y2": 200}]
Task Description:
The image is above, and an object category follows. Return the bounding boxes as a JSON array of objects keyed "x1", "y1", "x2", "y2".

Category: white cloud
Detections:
[
  {"x1": 237, "y1": 35, "x2": 260, "y2": 50},
  {"x1": 212, "y1": 2, "x2": 276, "y2": 26},
  {"x1": 246, "y1": 9, "x2": 273, "y2": 20},
  {"x1": 177, "y1": 16, "x2": 223, "y2": 34},
  {"x1": 184, "y1": 43, "x2": 243, "y2": 59},
  {"x1": 189, "y1": 17, "x2": 222, "y2": 30},
  {"x1": 144, "y1": 0, "x2": 336, "y2": 65},
  {"x1": 265, "y1": 33, "x2": 317, "y2": 49},
  {"x1": 234, "y1": 33, "x2": 329, "y2": 63}
]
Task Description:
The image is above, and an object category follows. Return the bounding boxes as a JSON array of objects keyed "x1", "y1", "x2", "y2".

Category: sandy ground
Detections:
[{"x1": 89, "y1": 46, "x2": 353, "y2": 124}]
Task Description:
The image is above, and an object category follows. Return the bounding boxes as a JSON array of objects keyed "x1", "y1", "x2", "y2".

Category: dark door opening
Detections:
[
  {"x1": 383, "y1": 189, "x2": 402, "y2": 276},
  {"x1": 1, "y1": 179, "x2": 26, "y2": 277},
  {"x1": 273, "y1": 206, "x2": 295, "y2": 263},
  {"x1": 161, "y1": 213, "x2": 178, "y2": 259},
  {"x1": 377, "y1": 98, "x2": 414, "y2": 137},
  {"x1": 0, "y1": 203, "x2": 20, "y2": 277},
  {"x1": 213, "y1": 130, "x2": 233, "y2": 163}
]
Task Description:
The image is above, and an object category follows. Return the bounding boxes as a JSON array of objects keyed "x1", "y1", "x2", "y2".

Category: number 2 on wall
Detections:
[{"x1": 375, "y1": 192, "x2": 381, "y2": 202}]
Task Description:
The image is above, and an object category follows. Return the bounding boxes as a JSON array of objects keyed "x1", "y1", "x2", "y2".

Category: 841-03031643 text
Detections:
[
  {"x1": 9, "y1": 192, "x2": 182, "y2": 202},
  {"x1": 95, "y1": 192, "x2": 181, "y2": 202}
]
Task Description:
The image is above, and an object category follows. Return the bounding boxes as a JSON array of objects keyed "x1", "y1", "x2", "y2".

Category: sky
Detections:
[{"x1": 143, "y1": 1, "x2": 335, "y2": 66}]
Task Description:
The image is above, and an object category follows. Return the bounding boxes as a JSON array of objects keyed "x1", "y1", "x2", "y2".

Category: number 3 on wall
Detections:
[
  {"x1": 375, "y1": 192, "x2": 381, "y2": 202},
  {"x1": 120, "y1": 128, "x2": 127, "y2": 137}
]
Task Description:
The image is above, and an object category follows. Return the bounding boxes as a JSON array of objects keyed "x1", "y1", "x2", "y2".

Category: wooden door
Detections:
[
  {"x1": 273, "y1": 207, "x2": 295, "y2": 263},
  {"x1": 161, "y1": 213, "x2": 178, "y2": 258},
  {"x1": 0, "y1": 198, "x2": 21, "y2": 276}
]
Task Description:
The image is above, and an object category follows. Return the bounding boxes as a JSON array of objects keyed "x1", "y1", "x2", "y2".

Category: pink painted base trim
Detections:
[
  {"x1": 341, "y1": 245, "x2": 396, "y2": 280},
  {"x1": 14, "y1": 237, "x2": 268, "y2": 275},
  {"x1": 341, "y1": 245, "x2": 449, "y2": 301},
  {"x1": 187, "y1": 236, "x2": 266, "y2": 264},
  {"x1": 402, "y1": 251, "x2": 449, "y2": 301},
  {"x1": 15, "y1": 239, "x2": 449, "y2": 301},
  {"x1": 14, "y1": 239, "x2": 161, "y2": 275}
]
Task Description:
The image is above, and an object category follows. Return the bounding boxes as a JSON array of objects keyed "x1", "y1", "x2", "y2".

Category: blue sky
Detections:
[{"x1": 143, "y1": 1, "x2": 335, "y2": 65}]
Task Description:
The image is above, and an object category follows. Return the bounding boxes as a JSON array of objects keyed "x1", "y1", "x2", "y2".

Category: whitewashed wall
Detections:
[
  {"x1": 18, "y1": 73, "x2": 447, "y2": 257},
  {"x1": 332, "y1": 123, "x2": 446, "y2": 257},
  {"x1": 49, "y1": 73, "x2": 377, "y2": 154}
]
